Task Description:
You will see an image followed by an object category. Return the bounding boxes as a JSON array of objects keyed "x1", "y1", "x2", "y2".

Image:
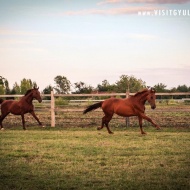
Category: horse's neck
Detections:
[
  {"x1": 135, "y1": 92, "x2": 149, "y2": 104},
  {"x1": 21, "y1": 93, "x2": 33, "y2": 104}
]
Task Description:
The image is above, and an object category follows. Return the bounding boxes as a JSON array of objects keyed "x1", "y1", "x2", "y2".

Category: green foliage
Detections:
[
  {"x1": 73, "y1": 81, "x2": 94, "y2": 94},
  {"x1": 184, "y1": 100, "x2": 190, "y2": 105},
  {"x1": 168, "y1": 99, "x2": 179, "y2": 105},
  {"x1": 12, "y1": 82, "x2": 21, "y2": 94},
  {"x1": 54, "y1": 75, "x2": 71, "y2": 94},
  {"x1": 20, "y1": 78, "x2": 33, "y2": 94},
  {"x1": 115, "y1": 75, "x2": 146, "y2": 93},
  {"x1": 55, "y1": 97, "x2": 69, "y2": 105},
  {"x1": 154, "y1": 83, "x2": 167, "y2": 92},
  {"x1": 97, "y1": 75, "x2": 146, "y2": 93},
  {"x1": 11, "y1": 79, "x2": 37, "y2": 94},
  {"x1": 0, "y1": 84, "x2": 5, "y2": 95},
  {"x1": 43, "y1": 85, "x2": 53, "y2": 100},
  {"x1": 177, "y1": 84, "x2": 189, "y2": 92},
  {"x1": 1, "y1": 75, "x2": 190, "y2": 95},
  {"x1": 43, "y1": 85, "x2": 53, "y2": 94},
  {"x1": 0, "y1": 76, "x2": 10, "y2": 95},
  {"x1": 97, "y1": 79, "x2": 116, "y2": 92}
]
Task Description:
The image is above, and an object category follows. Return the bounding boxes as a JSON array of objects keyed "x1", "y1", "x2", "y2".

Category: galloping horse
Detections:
[
  {"x1": 0, "y1": 87, "x2": 43, "y2": 130},
  {"x1": 83, "y1": 88, "x2": 160, "y2": 134}
]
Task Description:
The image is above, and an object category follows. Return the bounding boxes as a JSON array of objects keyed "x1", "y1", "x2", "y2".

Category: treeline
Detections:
[{"x1": 0, "y1": 75, "x2": 190, "y2": 96}]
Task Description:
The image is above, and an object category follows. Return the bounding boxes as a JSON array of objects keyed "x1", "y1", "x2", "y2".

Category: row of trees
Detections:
[
  {"x1": 0, "y1": 76, "x2": 37, "y2": 95},
  {"x1": 0, "y1": 75, "x2": 190, "y2": 96}
]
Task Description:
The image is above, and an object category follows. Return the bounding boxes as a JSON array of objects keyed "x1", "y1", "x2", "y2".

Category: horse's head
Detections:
[
  {"x1": 147, "y1": 88, "x2": 156, "y2": 109},
  {"x1": 31, "y1": 87, "x2": 42, "y2": 103}
]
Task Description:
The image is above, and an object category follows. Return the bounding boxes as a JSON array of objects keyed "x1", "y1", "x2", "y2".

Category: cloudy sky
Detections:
[{"x1": 0, "y1": 0, "x2": 190, "y2": 91}]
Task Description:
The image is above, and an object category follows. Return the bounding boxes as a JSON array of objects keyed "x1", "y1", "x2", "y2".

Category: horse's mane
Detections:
[
  {"x1": 24, "y1": 89, "x2": 33, "y2": 96},
  {"x1": 133, "y1": 89, "x2": 149, "y2": 97},
  {"x1": 133, "y1": 88, "x2": 156, "y2": 97},
  {"x1": 24, "y1": 87, "x2": 39, "y2": 96}
]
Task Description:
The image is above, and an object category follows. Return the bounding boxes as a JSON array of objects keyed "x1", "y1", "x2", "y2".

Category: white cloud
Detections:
[
  {"x1": 98, "y1": 0, "x2": 190, "y2": 5},
  {"x1": 62, "y1": 6, "x2": 161, "y2": 16},
  {"x1": 97, "y1": 0, "x2": 122, "y2": 5}
]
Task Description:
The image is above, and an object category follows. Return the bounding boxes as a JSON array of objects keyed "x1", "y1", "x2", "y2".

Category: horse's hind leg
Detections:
[
  {"x1": 0, "y1": 116, "x2": 4, "y2": 130},
  {"x1": 98, "y1": 114, "x2": 113, "y2": 134},
  {"x1": 0, "y1": 112, "x2": 9, "y2": 130},
  {"x1": 105, "y1": 125, "x2": 113, "y2": 134},
  {"x1": 97, "y1": 116, "x2": 106, "y2": 131}
]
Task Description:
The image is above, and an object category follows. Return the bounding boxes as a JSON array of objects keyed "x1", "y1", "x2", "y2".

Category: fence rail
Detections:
[
  {"x1": 0, "y1": 92, "x2": 190, "y2": 98},
  {"x1": 0, "y1": 91, "x2": 190, "y2": 127}
]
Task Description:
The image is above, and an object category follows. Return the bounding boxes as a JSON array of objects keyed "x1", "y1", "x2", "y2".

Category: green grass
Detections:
[{"x1": 0, "y1": 127, "x2": 190, "y2": 190}]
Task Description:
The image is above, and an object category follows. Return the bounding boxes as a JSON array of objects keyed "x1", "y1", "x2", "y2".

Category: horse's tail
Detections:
[
  {"x1": 83, "y1": 101, "x2": 103, "y2": 114},
  {"x1": 0, "y1": 98, "x2": 4, "y2": 104}
]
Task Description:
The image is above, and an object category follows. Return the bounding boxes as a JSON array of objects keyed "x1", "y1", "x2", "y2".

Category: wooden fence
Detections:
[
  {"x1": 50, "y1": 91, "x2": 190, "y2": 127},
  {"x1": 0, "y1": 91, "x2": 190, "y2": 127}
]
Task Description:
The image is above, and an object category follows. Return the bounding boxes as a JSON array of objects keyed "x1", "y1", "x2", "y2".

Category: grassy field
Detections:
[{"x1": 0, "y1": 127, "x2": 190, "y2": 190}]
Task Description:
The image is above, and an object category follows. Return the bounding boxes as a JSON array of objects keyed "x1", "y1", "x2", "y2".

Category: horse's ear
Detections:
[
  {"x1": 33, "y1": 86, "x2": 39, "y2": 90},
  {"x1": 150, "y1": 87, "x2": 156, "y2": 93}
]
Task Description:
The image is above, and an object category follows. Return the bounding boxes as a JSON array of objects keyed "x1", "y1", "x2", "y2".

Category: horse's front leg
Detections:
[
  {"x1": 30, "y1": 111, "x2": 43, "y2": 127},
  {"x1": 140, "y1": 113, "x2": 160, "y2": 130},
  {"x1": 21, "y1": 114, "x2": 26, "y2": 130},
  {"x1": 97, "y1": 115, "x2": 105, "y2": 131},
  {"x1": 138, "y1": 116, "x2": 146, "y2": 134}
]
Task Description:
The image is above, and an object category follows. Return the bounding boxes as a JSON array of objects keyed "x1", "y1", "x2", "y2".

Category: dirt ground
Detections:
[{"x1": 2, "y1": 104, "x2": 190, "y2": 129}]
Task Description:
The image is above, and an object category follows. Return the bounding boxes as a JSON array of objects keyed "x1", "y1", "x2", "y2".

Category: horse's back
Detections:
[
  {"x1": 102, "y1": 97, "x2": 137, "y2": 117},
  {"x1": 102, "y1": 98, "x2": 126, "y2": 114},
  {"x1": 1, "y1": 100, "x2": 14, "y2": 108},
  {"x1": 1, "y1": 100, "x2": 21, "y2": 115}
]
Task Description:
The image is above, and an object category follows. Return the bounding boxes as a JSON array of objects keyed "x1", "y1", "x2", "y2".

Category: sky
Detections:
[{"x1": 0, "y1": 0, "x2": 190, "y2": 91}]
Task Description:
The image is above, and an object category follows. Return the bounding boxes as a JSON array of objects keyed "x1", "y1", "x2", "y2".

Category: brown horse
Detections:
[
  {"x1": 0, "y1": 87, "x2": 43, "y2": 130},
  {"x1": 83, "y1": 88, "x2": 160, "y2": 134}
]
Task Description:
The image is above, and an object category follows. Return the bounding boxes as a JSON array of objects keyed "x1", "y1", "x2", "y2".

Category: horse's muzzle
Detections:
[
  {"x1": 38, "y1": 99, "x2": 42, "y2": 103},
  {"x1": 151, "y1": 105, "x2": 156, "y2": 109}
]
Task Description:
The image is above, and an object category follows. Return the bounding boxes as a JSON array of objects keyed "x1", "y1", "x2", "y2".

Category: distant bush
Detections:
[
  {"x1": 184, "y1": 100, "x2": 190, "y2": 105},
  {"x1": 55, "y1": 97, "x2": 69, "y2": 106},
  {"x1": 157, "y1": 99, "x2": 180, "y2": 105},
  {"x1": 167, "y1": 99, "x2": 178, "y2": 105}
]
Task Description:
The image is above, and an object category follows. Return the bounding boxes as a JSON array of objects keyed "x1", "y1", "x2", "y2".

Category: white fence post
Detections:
[{"x1": 51, "y1": 90, "x2": 55, "y2": 127}]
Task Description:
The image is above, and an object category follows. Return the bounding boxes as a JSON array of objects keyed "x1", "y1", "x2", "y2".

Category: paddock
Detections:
[{"x1": 0, "y1": 92, "x2": 190, "y2": 189}]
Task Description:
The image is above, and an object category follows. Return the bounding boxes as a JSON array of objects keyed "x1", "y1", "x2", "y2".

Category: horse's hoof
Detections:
[
  {"x1": 141, "y1": 132, "x2": 147, "y2": 135},
  {"x1": 97, "y1": 127, "x2": 101, "y2": 130},
  {"x1": 109, "y1": 132, "x2": 114, "y2": 134},
  {"x1": 42, "y1": 126, "x2": 45, "y2": 128},
  {"x1": 1, "y1": 128, "x2": 4, "y2": 131}
]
